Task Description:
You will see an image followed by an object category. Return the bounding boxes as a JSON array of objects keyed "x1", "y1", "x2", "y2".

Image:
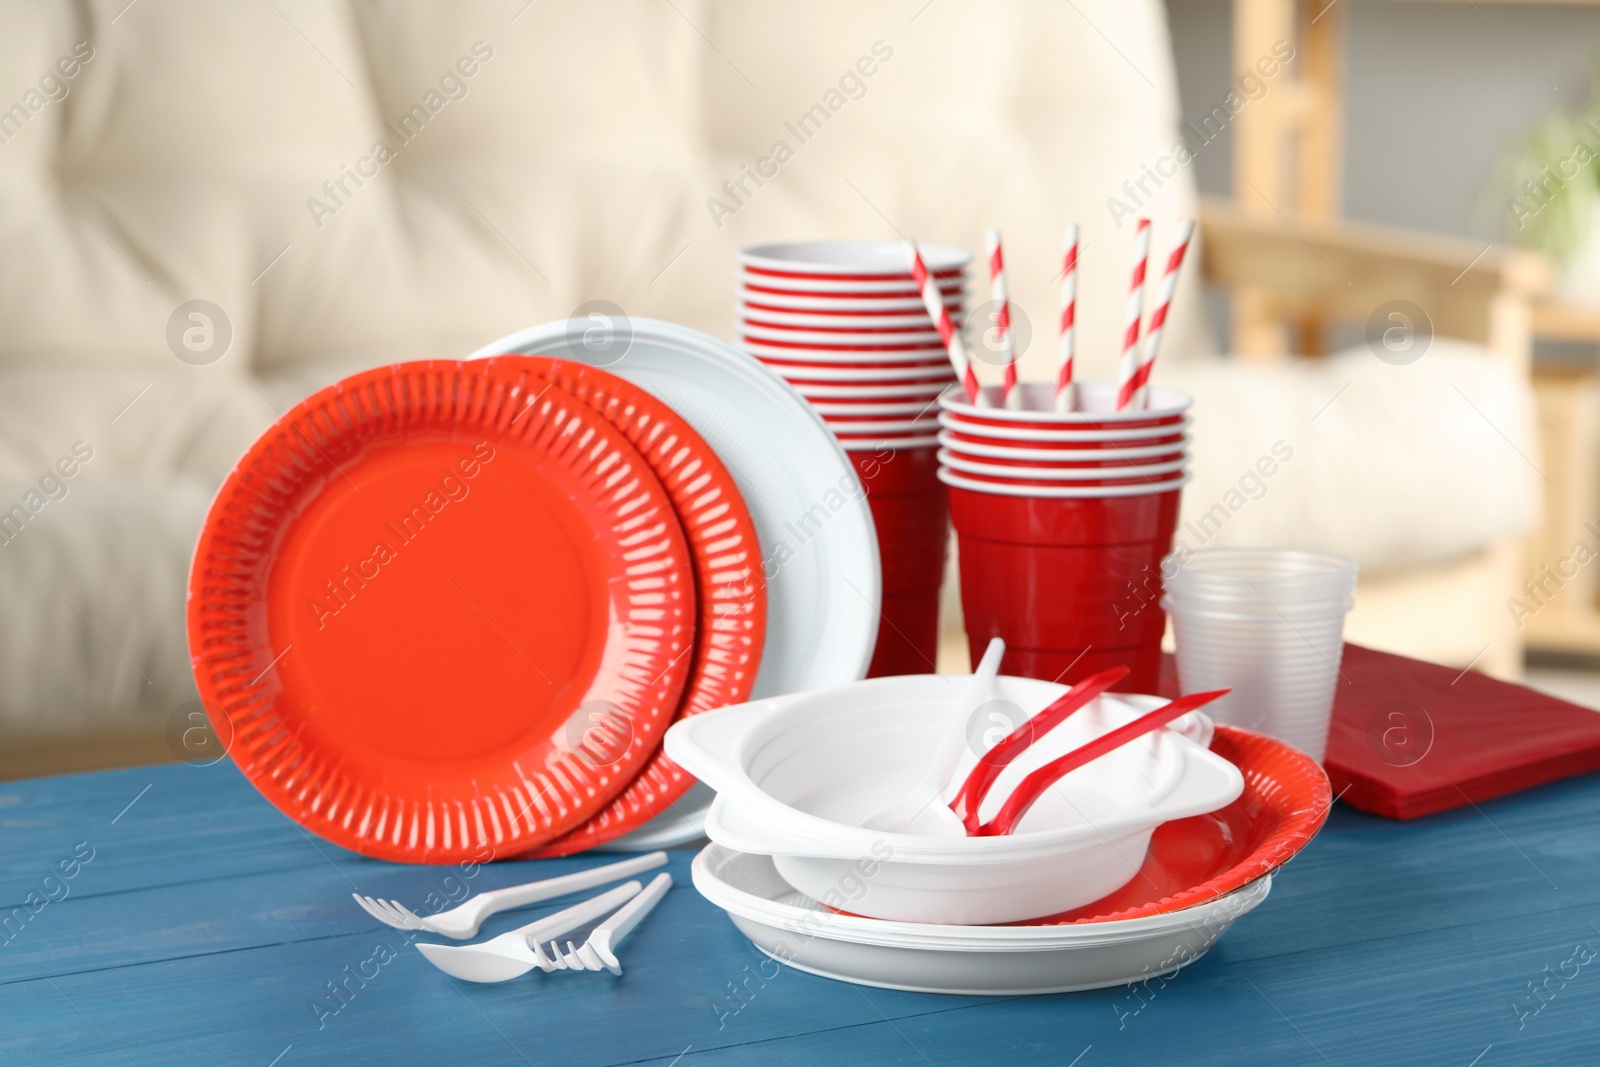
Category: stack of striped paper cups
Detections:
[{"x1": 737, "y1": 241, "x2": 972, "y2": 675}]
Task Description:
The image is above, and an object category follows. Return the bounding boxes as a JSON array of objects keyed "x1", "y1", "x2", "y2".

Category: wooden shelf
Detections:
[{"x1": 1534, "y1": 300, "x2": 1600, "y2": 344}]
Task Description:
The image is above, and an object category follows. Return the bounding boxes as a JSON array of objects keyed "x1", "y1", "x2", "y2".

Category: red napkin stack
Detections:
[{"x1": 1162, "y1": 644, "x2": 1600, "y2": 820}]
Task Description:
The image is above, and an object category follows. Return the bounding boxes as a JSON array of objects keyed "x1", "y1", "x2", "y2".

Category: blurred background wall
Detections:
[{"x1": 1167, "y1": 0, "x2": 1600, "y2": 246}]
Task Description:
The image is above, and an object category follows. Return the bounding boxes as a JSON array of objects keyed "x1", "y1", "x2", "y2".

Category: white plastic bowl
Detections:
[
  {"x1": 692, "y1": 845, "x2": 1272, "y2": 995},
  {"x1": 664, "y1": 674, "x2": 1242, "y2": 925}
]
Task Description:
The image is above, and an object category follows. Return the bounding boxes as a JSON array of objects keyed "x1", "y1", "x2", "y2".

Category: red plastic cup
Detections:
[
  {"x1": 743, "y1": 266, "x2": 963, "y2": 283},
  {"x1": 740, "y1": 281, "x2": 963, "y2": 302},
  {"x1": 871, "y1": 495, "x2": 949, "y2": 594},
  {"x1": 1002, "y1": 644, "x2": 1164, "y2": 694},
  {"x1": 741, "y1": 296, "x2": 961, "y2": 317},
  {"x1": 832, "y1": 434, "x2": 941, "y2": 454},
  {"x1": 770, "y1": 366, "x2": 959, "y2": 385},
  {"x1": 743, "y1": 335, "x2": 951, "y2": 354},
  {"x1": 754, "y1": 351, "x2": 954, "y2": 369},
  {"x1": 817, "y1": 400, "x2": 942, "y2": 415},
  {"x1": 848, "y1": 446, "x2": 949, "y2": 677},
  {"x1": 941, "y1": 382, "x2": 1191, "y2": 432},
  {"x1": 867, "y1": 588, "x2": 944, "y2": 677},
  {"x1": 938, "y1": 447, "x2": 1188, "y2": 470},
  {"x1": 940, "y1": 419, "x2": 1190, "y2": 451},
  {"x1": 825, "y1": 409, "x2": 942, "y2": 427},
  {"x1": 741, "y1": 312, "x2": 960, "y2": 333},
  {"x1": 936, "y1": 451, "x2": 1189, "y2": 486},
  {"x1": 804, "y1": 388, "x2": 949, "y2": 406},
  {"x1": 851, "y1": 445, "x2": 942, "y2": 496},
  {"x1": 936, "y1": 430, "x2": 1189, "y2": 465},
  {"x1": 945, "y1": 473, "x2": 1184, "y2": 693},
  {"x1": 738, "y1": 239, "x2": 969, "y2": 278}
]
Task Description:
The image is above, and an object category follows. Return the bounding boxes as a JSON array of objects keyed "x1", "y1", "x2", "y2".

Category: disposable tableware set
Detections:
[{"x1": 184, "y1": 227, "x2": 1344, "y2": 998}]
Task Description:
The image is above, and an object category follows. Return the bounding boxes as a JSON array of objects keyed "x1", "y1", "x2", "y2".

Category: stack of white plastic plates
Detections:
[{"x1": 692, "y1": 845, "x2": 1271, "y2": 995}]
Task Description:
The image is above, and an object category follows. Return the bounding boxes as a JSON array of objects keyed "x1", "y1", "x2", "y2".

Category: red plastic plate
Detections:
[
  {"x1": 1030, "y1": 725, "x2": 1331, "y2": 924},
  {"x1": 498, "y1": 357, "x2": 767, "y2": 855},
  {"x1": 187, "y1": 361, "x2": 695, "y2": 863}
]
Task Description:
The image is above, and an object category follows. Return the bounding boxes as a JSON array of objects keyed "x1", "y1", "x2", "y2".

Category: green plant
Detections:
[{"x1": 1488, "y1": 63, "x2": 1600, "y2": 265}]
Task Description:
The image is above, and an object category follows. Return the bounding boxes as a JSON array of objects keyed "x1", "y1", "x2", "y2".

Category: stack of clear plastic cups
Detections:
[{"x1": 1160, "y1": 549, "x2": 1358, "y2": 762}]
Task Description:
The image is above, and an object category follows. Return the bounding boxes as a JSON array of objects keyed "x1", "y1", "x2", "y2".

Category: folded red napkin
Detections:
[{"x1": 1161, "y1": 644, "x2": 1600, "y2": 820}]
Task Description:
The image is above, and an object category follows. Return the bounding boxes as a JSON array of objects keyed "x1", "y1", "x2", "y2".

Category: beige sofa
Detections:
[{"x1": 0, "y1": 0, "x2": 1537, "y2": 776}]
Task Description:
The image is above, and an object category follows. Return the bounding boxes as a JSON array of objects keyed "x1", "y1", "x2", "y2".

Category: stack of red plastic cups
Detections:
[
  {"x1": 737, "y1": 241, "x2": 971, "y2": 675},
  {"x1": 938, "y1": 380, "x2": 1193, "y2": 692}
]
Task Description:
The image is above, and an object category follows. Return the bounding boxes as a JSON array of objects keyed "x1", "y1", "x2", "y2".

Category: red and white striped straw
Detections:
[
  {"x1": 1129, "y1": 216, "x2": 1196, "y2": 410},
  {"x1": 1114, "y1": 218, "x2": 1152, "y2": 412},
  {"x1": 1054, "y1": 223, "x2": 1080, "y2": 413},
  {"x1": 985, "y1": 230, "x2": 1019, "y2": 409},
  {"x1": 908, "y1": 241, "x2": 982, "y2": 405}
]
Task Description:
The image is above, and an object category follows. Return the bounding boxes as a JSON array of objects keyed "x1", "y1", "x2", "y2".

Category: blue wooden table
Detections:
[{"x1": 3, "y1": 760, "x2": 1598, "y2": 1066}]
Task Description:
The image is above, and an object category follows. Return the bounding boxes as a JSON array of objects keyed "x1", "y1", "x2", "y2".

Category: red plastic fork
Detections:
[
  {"x1": 971, "y1": 688, "x2": 1232, "y2": 837},
  {"x1": 949, "y1": 666, "x2": 1129, "y2": 835}
]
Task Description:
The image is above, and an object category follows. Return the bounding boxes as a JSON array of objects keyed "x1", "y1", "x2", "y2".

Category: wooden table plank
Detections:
[{"x1": 0, "y1": 763, "x2": 332, "y2": 905}]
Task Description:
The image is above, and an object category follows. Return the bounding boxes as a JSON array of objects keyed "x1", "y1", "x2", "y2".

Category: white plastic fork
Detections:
[
  {"x1": 532, "y1": 871, "x2": 672, "y2": 975},
  {"x1": 415, "y1": 881, "x2": 642, "y2": 982},
  {"x1": 352, "y1": 851, "x2": 666, "y2": 939}
]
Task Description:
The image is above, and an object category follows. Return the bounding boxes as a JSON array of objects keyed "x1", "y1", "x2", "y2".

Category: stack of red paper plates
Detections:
[{"x1": 188, "y1": 357, "x2": 766, "y2": 863}]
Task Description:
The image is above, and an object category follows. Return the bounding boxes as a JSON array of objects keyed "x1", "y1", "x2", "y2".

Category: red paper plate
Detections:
[
  {"x1": 1031, "y1": 725, "x2": 1331, "y2": 924},
  {"x1": 187, "y1": 360, "x2": 696, "y2": 863},
  {"x1": 496, "y1": 357, "x2": 767, "y2": 856}
]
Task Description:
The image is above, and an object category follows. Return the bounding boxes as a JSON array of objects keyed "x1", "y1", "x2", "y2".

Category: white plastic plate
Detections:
[
  {"x1": 692, "y1": 845, "x2": 1272, "y2": 995},
  {"x1": 471, "y1": 319, "x2": 882, "y2": 848}
]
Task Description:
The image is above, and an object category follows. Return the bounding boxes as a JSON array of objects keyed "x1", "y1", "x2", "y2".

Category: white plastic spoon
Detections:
[
  {"x1": 861, "y1": 637, "x2": 1005, "y2": 833},
  {"x1": 415, "y1": 881, "x2": 641, "y2": 982}
]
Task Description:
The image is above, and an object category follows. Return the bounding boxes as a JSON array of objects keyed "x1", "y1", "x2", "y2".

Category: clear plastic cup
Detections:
[
  {"x1": 1161, "y1": 549, "x2": 1357, "y2": 762},
  {"x1": 1164, "y1": 549, "x2": 1356, "y2": 602}
]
